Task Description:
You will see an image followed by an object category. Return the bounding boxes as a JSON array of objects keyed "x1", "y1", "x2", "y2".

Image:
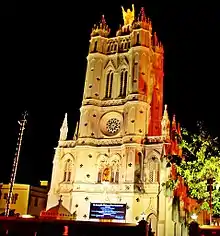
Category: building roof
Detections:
[{"x1": 40, "y1": 197, "x2": 74, "y2": 220}]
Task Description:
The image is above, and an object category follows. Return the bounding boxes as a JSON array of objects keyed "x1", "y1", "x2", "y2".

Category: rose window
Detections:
[{"x1": 106, "y1": 118, "x2": 121, "y2": 134}]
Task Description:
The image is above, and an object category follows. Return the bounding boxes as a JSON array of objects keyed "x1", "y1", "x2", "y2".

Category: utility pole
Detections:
[{"x1": 4, "y1": 111, "x2": 28, "y2": 216}]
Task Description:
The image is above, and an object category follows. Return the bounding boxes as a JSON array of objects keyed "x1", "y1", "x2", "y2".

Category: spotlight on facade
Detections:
[{"x1": 20, "y1": 214, "x2": 35, "y2": 218}]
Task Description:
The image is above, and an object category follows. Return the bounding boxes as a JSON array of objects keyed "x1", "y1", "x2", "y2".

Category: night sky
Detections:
[{"x1": 1, "y1": 1, "x2": 220, "y2": 186}]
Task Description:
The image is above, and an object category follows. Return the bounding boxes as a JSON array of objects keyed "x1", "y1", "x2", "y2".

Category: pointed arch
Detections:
[
  {"x1": 105, "y1": 70, "x2": 114, "y2": 98},
  {"x1": 96, "y1": 153, "x2": 121, "y2": 184},
  {"x1": 119, "y1": 68, "x2": 128, "y2": 97},
  {"x1": 94, "y1": 41, "x2": 98, "y2": 52},
  {"x1": 105, "y1": 72, "x2": 110, "y2": 98},
  {"x1": 97, "y1": 154, "x2": 108, "y2": 183},
  {"x1": 110, "y1": 154, "x2": 121, "y2": 183},
  {"x1": 146, "y1": 212, "x2": 157, "y2": 234},
  {"x1": 123, "y1": 70, "x2": 128, "y2": 96},
  {"x1": 144, "y1": 150, "x2": 161, "y2": 183},
  {"x1": 119, "y1": 70, "x2": 124, "y2": 96},
  {"x1": 61, "y1": 153, "x2": 75, "y2": 183},
  {"x1": 104, "y1": 59, "x2": 116, "y2": 70}
]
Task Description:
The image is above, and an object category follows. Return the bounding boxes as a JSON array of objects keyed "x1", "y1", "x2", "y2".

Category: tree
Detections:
[{"x1": 164, "y1": 121, "x2": 220, "y2": 217}]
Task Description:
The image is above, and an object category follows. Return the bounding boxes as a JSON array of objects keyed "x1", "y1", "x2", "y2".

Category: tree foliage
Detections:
[{"x1": 165, "y1": 121, "x2": 220, "y2": 216}]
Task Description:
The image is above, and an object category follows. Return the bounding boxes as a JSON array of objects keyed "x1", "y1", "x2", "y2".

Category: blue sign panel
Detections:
[{"x1": 89, "y1": 203, "x2": 126, "y2": 220}]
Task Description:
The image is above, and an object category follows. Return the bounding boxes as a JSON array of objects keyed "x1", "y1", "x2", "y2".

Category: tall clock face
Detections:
[{"x1": 100, "y1": 112, "x2": 123, "y2": 136}]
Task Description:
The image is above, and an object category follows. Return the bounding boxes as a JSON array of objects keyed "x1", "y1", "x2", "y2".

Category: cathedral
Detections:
[{"x1": 47, "y1": 5, "x2": 187, "y2": 236}]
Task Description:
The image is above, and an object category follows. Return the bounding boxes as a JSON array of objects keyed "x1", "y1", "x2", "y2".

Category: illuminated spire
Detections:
[
  {"x1": 132, "y1": 7, "x2": 152, "y2": 31},
  {"x1": 161, "y1": 104, "x2": 170, "y2": 139},
  {"x1": 152, "y1": 32, "x2": 164, "y2": 54},
  {"x1": 177, "y1": 122, "x2": 181, "y2": 136},
  {"x1": 172, "y1": 114, "x2": 176, "y2": 130},
  {"x1": 59, "y1": 113, "x2": 68, "y2": 141},
  {"x1": 140, "y1": 7, "x2": 146, "y2": 22},
  {"x1": 91, "y1": 15, "x2": 110, "y2": 38},
  {"x1": 153, "y1": 32, "x2": 158, "y2": 46}
]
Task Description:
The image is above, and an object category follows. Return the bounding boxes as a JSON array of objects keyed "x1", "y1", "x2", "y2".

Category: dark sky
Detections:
[
  {"x1": 0, "y1": 0, "x2": 16, "y2": 16},
  {"x1": 1, "y1": 1, "x2": 220, "y2": 186}
]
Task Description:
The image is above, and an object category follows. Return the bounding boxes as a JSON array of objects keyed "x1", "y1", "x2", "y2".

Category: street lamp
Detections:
[
  {"x1": 191, "y1": 213, "x2": 198, "y2": 221},
  {"x1": 140, "y1": 212, "x2": 147, "y2": 221}
]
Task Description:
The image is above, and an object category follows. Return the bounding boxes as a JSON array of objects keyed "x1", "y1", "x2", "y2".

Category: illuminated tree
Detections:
[{"x1": 164, "y1": 121, "x2": 220, "y2": 217}]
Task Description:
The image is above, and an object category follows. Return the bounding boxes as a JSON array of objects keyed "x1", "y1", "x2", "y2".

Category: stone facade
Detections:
[{"x1": 47, "y1": 6, "x2": 187, "y2": 236}]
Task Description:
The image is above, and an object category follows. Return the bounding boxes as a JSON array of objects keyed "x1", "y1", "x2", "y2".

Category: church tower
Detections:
[{"x1": 47, "y1": 5, "x2": 180, "y2": 236}]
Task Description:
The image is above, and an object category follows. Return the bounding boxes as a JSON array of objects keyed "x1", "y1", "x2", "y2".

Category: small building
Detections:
[
  {"x1": 40, "y1": 196, "x2": 75, "y2": 220},
  {"x1": 0, "y1": 182, "x2": 48, "y2": 217}
]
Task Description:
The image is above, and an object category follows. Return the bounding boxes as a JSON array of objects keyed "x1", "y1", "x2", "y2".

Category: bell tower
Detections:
[
  {"x1": 47, "y1": 5, "x2": 179, "y2": 236},
  {"x1": 78, "y1": 6, "x2": 164, "y2": 145}
]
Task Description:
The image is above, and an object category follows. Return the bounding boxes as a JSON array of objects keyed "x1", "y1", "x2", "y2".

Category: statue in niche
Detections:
[
  {"x1": 121, "y1": 4, "x2": 135, "y2": 25},
  {"x1": 102, "y1": 167, "x2": 111, "y2": 182}
]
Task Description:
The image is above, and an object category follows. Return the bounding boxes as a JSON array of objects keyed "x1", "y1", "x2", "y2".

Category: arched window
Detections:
[
  {"x1": 111, "y1": 43, "x2": 114, "y2": 51},
  {"x1": 124, "y1": 42, "x2": 127, "y2": 50},
  {"x1": 97, "y1": 169, "x2": 102, "y2": 183},
  {"x1": 109, "y1": 72, "x2": 113, "y2": 97},
  {"x1": 119, "y1": 70, "x2": 128, "y2": 97},
  {"x1": 110, "y1": 166, "x2": 120, "y2": 183},
  {"x1": 128, "y1": 42, "x2": 130, "y2": 48},
  {"x1": 107, "y1": 43, "x2": 111, "y2": 52},
  {"x1": 119, "y1": 71, "x2": 124, "y2": 96},
  {"x1": 133, "y1": 62, "x2": 137, "y2": 80},
  {"x1": 105, "y1": 71, "x2": 114, "y2": 98},
  {"x1": 115, "y1": 170, "x2": 119, "y2": 183},
  {"x1": 94, "y1": 41, "x2": 98, "y2": 52},
  {"x1": 63, "y1": 159, "x2": 73, "y2": 182},
  {"x1": 123, "y1": 71, "x2": 128, "y2": 96},
  {"x1": 147, "y1": 213, "x2": 157, "y2": 234},
  {"x1": 121, "y1": 42, "x2": 124, "y2": 51},
  {"x1": 148, "y1": 157, "x2": 160, "y2": 183},
  {"x1": 105, "y1": 72, "x2": 110, "y2": 98},
  {"x1": 96, "y1": 154, "x2": 120, "y2": 184}
]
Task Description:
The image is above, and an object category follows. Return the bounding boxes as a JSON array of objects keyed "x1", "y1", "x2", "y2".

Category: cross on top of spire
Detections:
[{"x1": 58, "y1": 195, "x2": 63, "y2": 205}]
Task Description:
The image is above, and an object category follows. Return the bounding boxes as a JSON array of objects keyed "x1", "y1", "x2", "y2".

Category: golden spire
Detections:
[
  {"x1": 161, "y1": 104, "x2": 170, "y2": 139},
  {"x1": 121, "y1": 4, "x2": 135, "y2": 26}
]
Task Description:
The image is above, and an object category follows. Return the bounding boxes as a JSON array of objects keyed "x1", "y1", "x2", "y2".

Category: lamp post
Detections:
[
  {"x1": 140, "y1": 212, "x2": 147, "y2": 221},
  {"x1": 191, "y1": 213, "x2": 198, "y2": 221}
]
